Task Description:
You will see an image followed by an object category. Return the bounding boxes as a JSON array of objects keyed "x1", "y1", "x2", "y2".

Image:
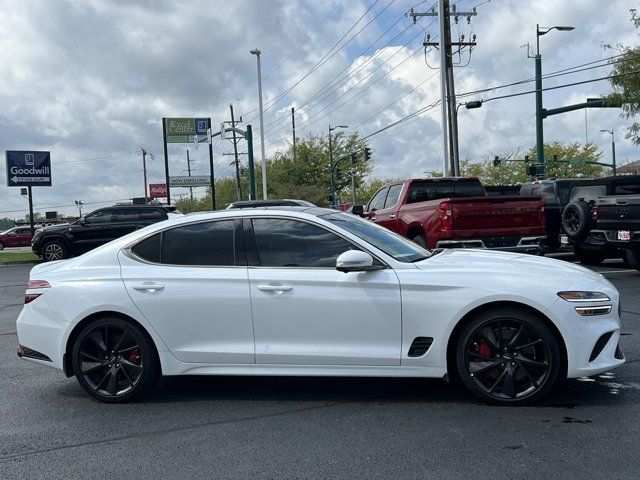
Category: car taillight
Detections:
[
  {"x1": 25, "y1": 280, "x2": 50, "y2": 304},
  {"x1": 592, "y1": 206, "x2": 598, "y2": 221},
  {"x1": 439, "y1": 202, "x2": 453, "y2": 231}
]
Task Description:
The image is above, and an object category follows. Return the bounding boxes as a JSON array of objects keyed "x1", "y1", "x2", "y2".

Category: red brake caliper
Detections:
[
  {"x1": 477, "y1": 340, "x2": 491, "y2": 359},
  {"x1": 128, "y1": 348, "x2": 141, "y2": 364}
]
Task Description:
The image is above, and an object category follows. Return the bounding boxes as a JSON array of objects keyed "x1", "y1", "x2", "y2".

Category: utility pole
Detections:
[
  {"x1": 186, "y1": 149, "x2": 194, "y2": 211},
  {"x1": 229, "y1": 104, "x2": 243, "y2": 201},
  {"x1": 411, "y1": 2, "x2": 477, "y2": 177},
  {"x1": 141, "y1": 148, "x2": 149, "y2": 203},
  {"x1": 292, "y1": 107, "x2": 297, "y2": 162}
]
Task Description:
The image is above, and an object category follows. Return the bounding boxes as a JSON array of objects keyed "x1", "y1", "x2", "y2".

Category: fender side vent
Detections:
[
  {"x1": 589, "y1": 331, "x2": 613, "y2": 362},
  {"x1": 408, "y1": 337, "x2": 434, "y2": 357},
  {"x1": 17, "y1": 345, "x2": 52, "y2": 362}
]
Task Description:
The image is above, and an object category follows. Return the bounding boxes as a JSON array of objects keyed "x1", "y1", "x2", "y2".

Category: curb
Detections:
[{"x1": 0, "y1": 260, "x2": 41, "y2": 266}]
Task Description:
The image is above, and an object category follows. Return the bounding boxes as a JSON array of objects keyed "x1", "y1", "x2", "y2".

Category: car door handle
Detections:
[
  {"x1": 389, "y1": 214, "x2": 396, "y2": 219},
  {"x1": 131, "y1": 283, "x2": 165, "y2": 292},
  {"x1": 257, "y1": 284, "x2": 293, "y2": 293}
]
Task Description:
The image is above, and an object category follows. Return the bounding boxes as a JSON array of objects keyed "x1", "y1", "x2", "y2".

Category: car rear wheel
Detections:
[
  {"x1": 72, "y1": 317, "x2": 159, "y2": 403},
  {"x1": 625, "y1": 249, "x2": 640, "y2": 270},
  {"x1": 42, "y1": 240, "x2": 69, "y2": 261},
  {"x1": 0, "y1": 241, "x2": 4, "y2": 250},
  {"x1": 574, "y1": 246, "x2": 605, "y2": 266},
  {"x1": 455, "y1": 307, "x2": 562, "y2": 405}
]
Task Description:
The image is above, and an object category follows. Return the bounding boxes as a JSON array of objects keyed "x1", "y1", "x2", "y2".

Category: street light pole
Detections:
[
  {"x1": 601, "y1": 129, "x2": 617, "y2": 176},
  {"x1": 251, "y1": 48, "x2": 268, "y2": 199},
  {"x1": 534, "y1": 24, "x2": 574, "y2": 179},
  {"x1": 328, "y1": 124, "x2": 348, "y2": 208}
]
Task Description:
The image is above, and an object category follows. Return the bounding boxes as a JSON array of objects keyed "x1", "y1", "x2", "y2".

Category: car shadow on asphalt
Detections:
[{"x1": 119, "y1": 374, "x2": 636, "y2": 408}]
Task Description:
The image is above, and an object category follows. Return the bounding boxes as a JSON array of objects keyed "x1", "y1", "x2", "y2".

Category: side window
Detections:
[
  {"x1": 5, "y1": 229, "x2": 16, "y2": 235},
  {"x1": 131, "y1": 233, "x2": 161, "y2": 263},
  {"x1": 368, "y1": 187, "x2": 389, "y2": 212},
  {"x1": 384, "y1": 184, "x2": 403, "y2": 209},
  {"x1": 252, "y1": 218, "x2": 353, "y2": 268},
  {"x1": 161, "y1": 220, "x2": 236, "y2": 266},
  {"x1": 406, "y1": 181, "x2": 435, "y2": 204},
  {"x1": 115, "y1": 208, "x2": 141, "y2": 223},
  {"x1": 140, "y1": 209, "x2": 166, "y2": 221},
  {"x1": 85, "y1": 209, "x2": 113, "y2": 224},
  {"x1": 18, "y1": 228, "x2": 31, "y2": 235}
]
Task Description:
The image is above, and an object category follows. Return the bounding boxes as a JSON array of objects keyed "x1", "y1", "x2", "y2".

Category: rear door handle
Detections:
[
  {"x1": 257, "y1": 284, "x2": 293, "y2": 293},
  {"x1": 389, "y1": 214, "x2": 396, "y2": 219},
  {"x1": 131, "y1": 283, "x2": 165, "y2": 292}
]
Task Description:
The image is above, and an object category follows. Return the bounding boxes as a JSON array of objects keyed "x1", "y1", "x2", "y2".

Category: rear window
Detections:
[
  {"x1": 614, "y1": 183, "x2": 640, "y2": 195},
  {"x1": 529, "y1": 184, "x2": 556, "y2": 204},
  {"x1": 140, "y1": 209, "x2": 166, "y2": 221},
  {"x1": 570, "y1": 185, "x2": 606, "y2": 203},
  {"x1": 406, "y1": 180, "x2": 484, "y2": 204}
]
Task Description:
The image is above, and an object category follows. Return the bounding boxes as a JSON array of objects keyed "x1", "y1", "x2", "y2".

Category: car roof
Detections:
[{"x1": 227, "y1": 199, "x2": 315, "y2": 208}]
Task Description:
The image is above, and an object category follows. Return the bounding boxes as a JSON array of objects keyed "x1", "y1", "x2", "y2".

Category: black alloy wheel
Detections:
[
  {"x1": 456, "y1": 308, "x2": 562, "y2": 405},
  {"x1": 564, "y1": 208, "x2": 581, "y2": 234},
  {"x1": 72, "y1": 317, "x2": 158, "y2": 402}
]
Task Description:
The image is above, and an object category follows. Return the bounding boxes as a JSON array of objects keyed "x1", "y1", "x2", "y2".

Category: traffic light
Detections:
[
  {"x1": 552, "y1": 154, "x2": 558, "y2": 162},
  {"x1": 364, "y1": 147, "x2": 372, "y2": 162},
  {"x1": 493, "y1": 156, "x2": 501, "y2": 167}
]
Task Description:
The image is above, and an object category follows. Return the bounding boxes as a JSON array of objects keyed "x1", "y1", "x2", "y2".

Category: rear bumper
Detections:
[
  {"x1": 435, "y1": 236, "x2": 544, "y2": 253},
  {"x1": 588, "y1": 229, "x2": 640, "y2": 248}
]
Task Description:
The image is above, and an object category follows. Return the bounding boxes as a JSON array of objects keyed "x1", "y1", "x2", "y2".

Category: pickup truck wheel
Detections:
[
  {"x1": 411, "y1": 234, "x2": 427, "y2": 248},
  {"x1": 574, "y1": 246, "x2": 605, "y2": 266},
  {"x1": 624, "y1": 249, "x2": 640, "y2": 270},
  {"x1": 562, "y1": 202, "x2": 592, "y2": 241},
  {"x1": 455, "y1": 307, "x2": 562, "y2": 405},
  {"x1": 42, "y1": 240, "x2": 69, "y2": 261}
]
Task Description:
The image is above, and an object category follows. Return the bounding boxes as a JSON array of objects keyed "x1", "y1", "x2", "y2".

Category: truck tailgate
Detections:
[
  {"x1": 449, "y1": 195, "x2": 544, "y2": 231},
  {"x1": 597, "y1": 196, "x2": 640, "y2": 231}
]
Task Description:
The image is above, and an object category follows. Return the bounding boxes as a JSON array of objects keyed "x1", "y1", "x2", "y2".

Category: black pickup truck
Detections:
[{"x1": 590, "y1": 195, "x2": 640, "y2": 269}]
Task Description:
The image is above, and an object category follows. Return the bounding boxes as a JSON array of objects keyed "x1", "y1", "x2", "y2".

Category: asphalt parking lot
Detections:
[{"x1": 1, "y1": 258, "x2": 639, "y2": 479}]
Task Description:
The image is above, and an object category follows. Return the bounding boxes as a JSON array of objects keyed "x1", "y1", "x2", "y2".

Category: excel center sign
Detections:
[{"x1": 165, "y1": 118, "x2": 208, "y2": 143}]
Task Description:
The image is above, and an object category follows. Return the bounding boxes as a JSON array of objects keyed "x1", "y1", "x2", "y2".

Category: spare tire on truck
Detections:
[{"x1": 561, "y1": 201, "x2": 592, "y2": 241}]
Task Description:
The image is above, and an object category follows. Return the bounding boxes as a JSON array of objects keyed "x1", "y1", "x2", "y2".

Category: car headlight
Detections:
[
  {"x1": 558, "y1": 291, "x2": 612, "y2": 316},
  {"x1": 557, "y1": 291, "x2": 610, "y2": 302}
]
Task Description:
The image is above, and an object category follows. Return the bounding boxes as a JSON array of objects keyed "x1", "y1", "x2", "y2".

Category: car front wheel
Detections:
[
  {"x1": 455, "y1": 307, "x2": 562, "y2": 405},
  {"x1": 72, "y1": 317, "x2": 159, "y2": 403},
  {"x1": 0, "y1": 241, "x2": 4, "y2": 250}
]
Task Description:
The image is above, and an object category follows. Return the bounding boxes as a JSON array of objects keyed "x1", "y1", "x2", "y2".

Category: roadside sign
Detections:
[
  {"x1": 149, "y1": 183, "x2": 168, "y2": 198},
  {"x1": 165, "y1": 118, "x2": 208, "y2": 137},
  {"x1": 169, "y1": 175, "x2": 210, "y2": 187},
  {"x1": 5, "y1": 151, "x2": 52, "y2": 186}
]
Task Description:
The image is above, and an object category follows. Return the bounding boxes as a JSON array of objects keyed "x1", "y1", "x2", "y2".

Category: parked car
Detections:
[
  {"x1": 588, "y1": 195, "x2": 640, "y2": 269},
  {"x1": 32, "y1": 205, "x2": 181, "y2": 261},
  {"x1": 226, "y1": 199, "x2": 316, "y2": 209},
  {"x1": 0, "y1": 226, "x2": 33, "y2": 250},
  {"x1": 17, "y1": 208, "x2": 623, "y2": 405},
  {"x1": 358, "y1": 177, "x2": 545, "y2": 253},
  {"x1": 521, "y1": 176, "x2": 640, "y2": 260}
]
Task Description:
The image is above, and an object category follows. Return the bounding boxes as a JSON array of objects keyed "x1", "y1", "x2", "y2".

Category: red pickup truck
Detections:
[{"x1": 361, "y1": 177, "x2": 545, "y2": 252}]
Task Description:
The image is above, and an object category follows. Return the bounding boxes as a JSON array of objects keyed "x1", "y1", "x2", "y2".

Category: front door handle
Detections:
[
  {"x1": 389, "y1": 214, "x2": 396, "y2": 219},
  {"x1": 257, "y1": 284, "x2": 293, "y2": 294},
  {"x1": 131, "y1": 283, "x2": 165, "y2": 292}
]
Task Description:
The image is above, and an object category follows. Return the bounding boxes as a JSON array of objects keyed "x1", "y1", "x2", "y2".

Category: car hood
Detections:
[
  {"x1": 414, "y1": 248, "x2": 605, "y2": 284},
  {"x1": 38, "y1": 223, "x2": 72, "y2": 233}
]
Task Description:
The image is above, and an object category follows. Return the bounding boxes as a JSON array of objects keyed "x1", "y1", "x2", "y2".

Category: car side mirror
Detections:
[
  {"x1": 351, "y1": 205, "x2": 364, "y2": 216},
  {"x1": 336, "y1": 250, "x2": 383, "y2": 273},
  {"x1": 79, "y1": 217, "x2": 88, "y2": 226}
]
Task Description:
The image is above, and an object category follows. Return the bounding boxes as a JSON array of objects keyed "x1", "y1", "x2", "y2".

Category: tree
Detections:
[
  {"x1": 190, "y1": 131, "x2": 373, "y2": 210},
  {"x1": 0, "y1": 218, "x2": 15, "y2": 230},
  {"x1": 606, "y1": 8, "x2": 640, "y2": 145},
  {"x1": 459, "y1": 141, "x2": 606, "y2": 185}
]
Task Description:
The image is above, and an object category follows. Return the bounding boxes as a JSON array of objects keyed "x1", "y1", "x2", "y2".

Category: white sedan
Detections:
[{"x1": 16, "y1": 208, "x2": 624, "y2": 405}]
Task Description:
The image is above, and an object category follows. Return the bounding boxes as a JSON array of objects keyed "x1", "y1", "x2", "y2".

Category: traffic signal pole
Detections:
[{"x1": 535, "y1": 52, "x2": 544, "y2": 178}]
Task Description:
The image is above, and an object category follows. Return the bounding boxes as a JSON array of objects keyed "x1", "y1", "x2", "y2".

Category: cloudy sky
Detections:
[{"x1": 0, "y1": 0, "x2": 637, "y2": 217}]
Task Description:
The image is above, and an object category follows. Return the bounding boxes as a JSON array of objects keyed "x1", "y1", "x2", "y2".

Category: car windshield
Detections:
[{"x1": 322, "y1": 212, "x2": 431, "y2": 263}]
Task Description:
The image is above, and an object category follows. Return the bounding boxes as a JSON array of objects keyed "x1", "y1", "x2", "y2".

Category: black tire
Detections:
[
  {"x1": 41, "y1": 239, "x2": 69, "y2": 261},
  {"x1": 561, "y1": 201, "x2": 592, "y2": 241},
  {"x1": 72, "y1": 317, "x2": 159, "y2": 403},
  {"x1": 574, "y1": 246, "x2": 605, "y2": 266},
  {"x1": 455, "y1": 307, "x2": 562, "y2": 405},
  {"x1": 625, "y1": 249, "x2": 640, "y2": 270},
  {"x1": 0, "y1": 241, "x2": 4, "y2": 251},
  {"x1": 412, "y1": 234, "x2": 427, "y2": 248}
]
